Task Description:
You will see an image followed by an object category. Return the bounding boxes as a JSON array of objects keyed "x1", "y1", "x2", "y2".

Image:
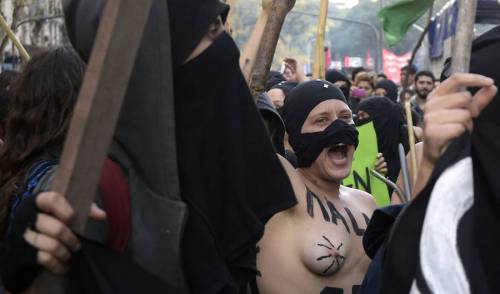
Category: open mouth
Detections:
[{"x1": 328, "y1": 144, "x2": 348, "y2": 163}]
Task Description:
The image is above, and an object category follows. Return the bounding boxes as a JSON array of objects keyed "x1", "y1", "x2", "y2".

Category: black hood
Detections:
[{"x1": 257, "y1": 92, "x2": 286, "y2": 156}]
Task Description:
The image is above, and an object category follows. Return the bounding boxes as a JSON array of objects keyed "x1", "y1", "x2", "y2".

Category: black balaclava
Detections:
[
  {"x1": 266, "y1": 70, "x2": 286, "y2": 91},
  {"x1": 282, "y1": 80, "x2": 359, "y2": 168},
  {"x1": 357, "y1": 96, "x2": 408, "y2": 183},
  {"x1": 326, "y1": 69, "x2": 352, "y2": 99},
  {"x1": 271, "y1": 81, "x2": 298, "y2": 102},
  {"x1": 375, "y1": 79, "x2": 399, "y2": 102}
]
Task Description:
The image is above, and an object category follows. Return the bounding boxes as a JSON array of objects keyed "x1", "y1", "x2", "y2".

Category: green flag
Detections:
[{"x1": 379, "y1": 0, "x2": 434, "y2": 46}]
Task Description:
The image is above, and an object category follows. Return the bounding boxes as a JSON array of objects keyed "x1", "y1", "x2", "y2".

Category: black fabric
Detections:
[
  {"x1": 0, "y1": 196, "x2": 39, "y2": 294},
  {"x1": 257, "y1": 93, "x2": 286, "y2": 156},
  {"x1": 469, "y1": 24, "x2": 500, "y2": 294},
  {"x1": 63, "y1": 0, "x2": 105, "y2": 63},
  {"x1": 271, "y1": 81, "x2": 298, "y2": 103},
  {"x1": 289, "y1": 119, "x2": 359, "y2": 168},
  {"x1": 362, "y1": 204, "x2": 404, "y2": 260},
  {"x1": 67, "y1": 239, "x2": 175, "y2": 294},
  {"x1": 358, "y1": 204, "x2": 404, "y2": 294},
  {"x1": 168, "y1": 0, "x2": 229, "y2": 69},
  {"x1": 283, "y1": 80, "x2": 347, "y2": 137},
  {"x1": 175, "y1": 32, "x2": 296, "y2": 293},
  {"x1": 282, "y1": 80, "x2": 357, "y2": 168},
  {"x1": 375, "y1": 80, "x2": 398, "y2": 102},
  {"x1": 380, "y1": 134, "x2": 471, "y2": 293},
  {"x1": 326, "y1": 69, "x2": 351, "y2": 99},
  {"x1": 64, "y1": 0, "x2": 229, "y2": 69},
  {"x1": 266, "y1": 71, "x2": 286, "y2": 91},
  {"x1": 357, "y1": 97, "x2": 408, "y2": 183}
]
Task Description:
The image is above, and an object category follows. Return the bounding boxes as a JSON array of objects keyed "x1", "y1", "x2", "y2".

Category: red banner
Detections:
[{"x1": 383, "y1": 50, "x2": 412, "y2": 84}]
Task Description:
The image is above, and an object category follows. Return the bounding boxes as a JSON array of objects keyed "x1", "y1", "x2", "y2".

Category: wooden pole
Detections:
[
  {"x1": 404, "y1": 101, "x2": 418, "y2": 185},
  {"x1": 225, "y1": 0, "x2": 237, "y2": 35},
  {"x1": 313, "y1": 0, "x2": 329, "y2": 79},
  {"x1": 25, "y1": 0, "x2": 153, "y2": 292},
  {"x1": 246, "y1": 0, "x2": 296, "y2": 97},
  {"x1": 451, "y1": 0, "x2": 478, "y2": 74},
  {"x1": 0, "y1": 13, "x2": 30, "y2": 62}
]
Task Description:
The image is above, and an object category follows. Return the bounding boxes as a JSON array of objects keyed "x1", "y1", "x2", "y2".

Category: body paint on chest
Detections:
[{"x1": 306, "y1": 188, "x2": 370, "y2": 236}]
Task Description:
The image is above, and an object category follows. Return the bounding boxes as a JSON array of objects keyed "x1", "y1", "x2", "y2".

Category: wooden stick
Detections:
[
  {"x1": 404, "y1": 101, "x2": 418, "y2": 185},
  {"x1": 0, "y1": 13, "x2": 30, "y2": 62},
  {"x1": 247, "y1": 0, "x2": 296, "y2": 97},
  {"x1": 451, "y1": 0, "x2": 478, "y2": 74},
  {"x1": 25, "y1": 0, "x2": 153, "y2": 292},
  {"x1": 313, "y1": 0, "x2": 328, "y2": 79},
  {"x1": 225, "y1": 0, "x2": 237, "y2": 35},
  {"x1": 239, "y1": 0, "x2": 271, "y2": 80}
]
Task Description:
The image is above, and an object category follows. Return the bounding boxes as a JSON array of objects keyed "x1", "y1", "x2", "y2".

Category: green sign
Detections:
[{"x1": 343, "y1": 122, "x2": 390, "y2": 207}]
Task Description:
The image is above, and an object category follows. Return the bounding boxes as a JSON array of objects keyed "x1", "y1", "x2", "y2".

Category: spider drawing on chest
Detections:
[{"x1": 316, "y1": 235, "x2": 346, "y2": 275}]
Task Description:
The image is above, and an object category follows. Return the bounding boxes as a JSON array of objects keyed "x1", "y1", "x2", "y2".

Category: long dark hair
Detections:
[{"x1": 0, "y1": 47, "x2": 85, "y2": 236}]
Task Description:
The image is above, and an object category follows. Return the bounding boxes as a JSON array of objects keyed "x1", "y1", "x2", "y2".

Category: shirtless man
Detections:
[{"x1": 257, "y1": 80, "x2": 377, "y2": 294}]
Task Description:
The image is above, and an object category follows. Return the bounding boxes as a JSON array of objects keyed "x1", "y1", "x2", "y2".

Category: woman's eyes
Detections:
[{"x1": 315, "y1": 117, "x2": 329, "y2": 125}]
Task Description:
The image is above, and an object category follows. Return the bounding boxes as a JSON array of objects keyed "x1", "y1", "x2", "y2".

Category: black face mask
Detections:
[
  {"x1": 282, "y1": 80, "x2": 359, "y2": 168},
  {"x1": 174, "y1": 31, "x2": 296, "y2": 292},
  {"x1": 289, "y1": 119, "x2": 359, "y2": 168}
]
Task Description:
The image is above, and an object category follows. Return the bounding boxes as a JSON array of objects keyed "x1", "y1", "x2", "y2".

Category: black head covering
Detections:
[
  {"x1": 64, "y1": 0, "x2": 296, "y2": 292},
  {"x1": 283, "y1": 80, "x2": 359, "y2": 168},
  {"x1": 375, "y1": 79, "x2": 399, "y2": 102},
  {"x1": 271, "y1": 81, "x2": 298, "y2": 101},
  {"x1": 266, "y1": 70, "x2": 286, "y2": 91},
  {"x1": 257, "y1": 92, "x2": 286, "y2": 156},
  {"x1": 64, "y1": 0, "x2": 229, "y2": 68},
  {"x1": 357, "y1": 96, "x2": 408, "y2": 183},
  {"x1": 326, "y1": 69, "x2": 351, "y2": 98}
]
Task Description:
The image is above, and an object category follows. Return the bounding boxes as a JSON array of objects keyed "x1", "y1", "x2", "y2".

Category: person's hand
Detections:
[
  {"x1": 23, "y1": 192, "x2": 106, "y2": 274},
  {"x1": 374, "y1": 153, "x2": 388, "y2": 175},
  {"x1": 423, "y1": 73, "x2": 497, "y2": 165},
  {"x1": 284, "y1": 58, "x2": 309, "y2": 83}
]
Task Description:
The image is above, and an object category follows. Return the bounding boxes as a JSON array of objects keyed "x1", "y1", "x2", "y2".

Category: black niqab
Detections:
[
  {"x1": 175, "y1": 32, "x2": 296, "y2": 292},
  {"x1": 357, "y1": 96, "x2": 408, "y2": 183},
  {"x1": 375, "y1": 80, "x2": 399, "y2": 102},
  {"x1": 64, "y1": 0, "x2": 296, "y2": 292}
]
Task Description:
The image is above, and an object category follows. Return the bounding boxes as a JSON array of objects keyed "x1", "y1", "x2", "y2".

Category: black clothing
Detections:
[
  {"x1": 357, "y1": 97, "x2": 409, "y2": 183},
  {"x1": 282, "y1": 80, "x2": 358, "y2": 168},
  {"x1": 326, "y1": 69, "x2": 351, "y2": 99},
  {"x1": 266, "y1": 71, "x2": 286, "y2": 91},
  {"x1": 270, "y1": 81, "x2": 298, "y2": 103},
  {"x1": 174, "y1": 32, "x2": 296, "y2": 293},
  {"x1": 257, "y1": 93, "x2": 286, "y2": 156},
  {"x1": 62, "y1": 0, "x2": 297, "y2": 293},
  {"x1": 374, "y1": 80, "x2": 398, "y2": 102},
  {"x1": 380, "y1": 25, "x2": 500, "y2": 294}
]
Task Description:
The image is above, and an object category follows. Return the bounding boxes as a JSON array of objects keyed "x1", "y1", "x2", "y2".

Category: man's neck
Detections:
[
  {"x1": 416, "y1": 96, "x2": 426, "y2": 109},
  {"x1": 298, "y1": 169, "x2": 341, "y2": 199}
]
